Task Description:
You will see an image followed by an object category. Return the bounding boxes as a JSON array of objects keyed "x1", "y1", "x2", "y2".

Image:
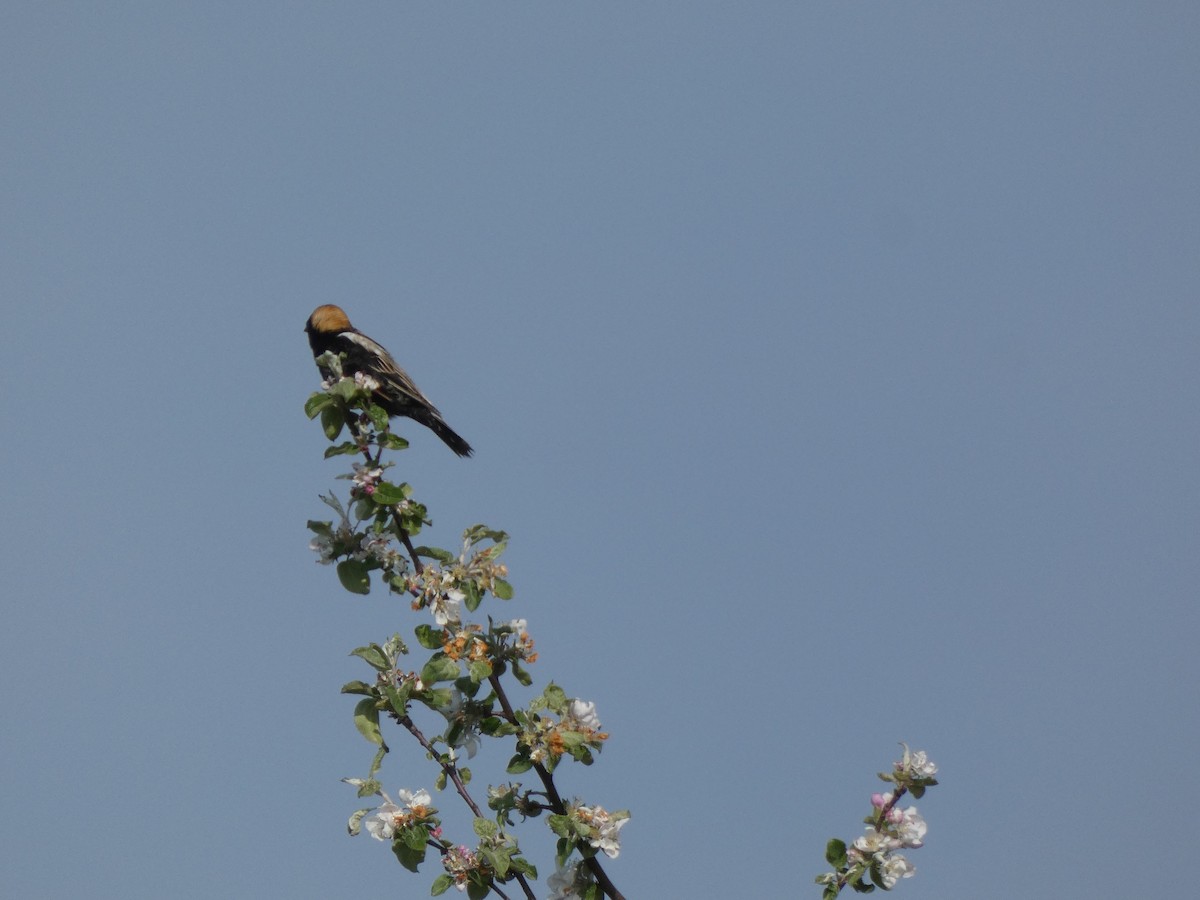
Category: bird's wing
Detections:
[{"x1": 341, "y1": 331, "x2": 442, "y2": 415}]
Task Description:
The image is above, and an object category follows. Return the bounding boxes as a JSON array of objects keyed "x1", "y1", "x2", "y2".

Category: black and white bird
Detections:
[{"x1": 304, "y1": 304, "x2": 473, "y2": 457}]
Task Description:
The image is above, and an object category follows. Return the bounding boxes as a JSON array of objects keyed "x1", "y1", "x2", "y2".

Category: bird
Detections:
[{"x1": 305, "y1": 304, "x2": 474, "y2": 457}]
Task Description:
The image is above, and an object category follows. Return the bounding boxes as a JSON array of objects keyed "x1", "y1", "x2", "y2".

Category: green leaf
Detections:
[
  {"x1": 383, "y1": 683, "x2": 411, "y2": 715},
  {"x1": 368, "y1": 744, "x2": 388, "y2": 777},
  {"x1": 468, "y1": 659, "x2": 492, "y2": 684},
  {"x1": 337, "y1": 559, "x2": 371, "y2": 595},
  {"x1": 340, "y1": 680, "x2": 374, "y2": 696},
  {"x1": 510, "y1": 660, "x2": 533, "y2": 687},
  {"x1": 304, "y1": 392, "x2": 333, "y2": 418},
  {"x1": 371, "y1": 480, "x2": 411, "y2": 505},
  {"x1": 366, "y1": 403, "x2": 390, "y2": 432},
  {"x1": 462, "y1": 580, "x2": 483, "y2": 612},
  {"x1": 414, "y1": 624, "x2": 445, "y2": 650},
  {"x1": 349, "y1": 644, "x2": 389, "y2": 670},
  {"x1": 473, "y1": 817, "x2": 498, "y2": 838},
  {"x1": 510, "y1": 857, "x2": 536, "y2": 878},
  {"x1": 378, "y1": 432, "x2": 409, "y2": 450},
  {"x1": 323, "y1": 441, "x2": 361, "y2": 458},
  {"x1": 413, "y1": 545, "x2": 455, "y2": 565},
  {"x1": 466, "y1": 880, "x2": 489, "y2": 900},
  {"x1": 825, "y1": 838, "x2": 848, "y2": 868},
  {"x1": 421, "y1": 656, "x2": 461, "y2": 685},
  {"x1": 391, "y1": 839, "x2": 425, "y2": 873},
  {"x1": 554, "y1": 837, "x2": 572, "y2": 869},
  {"x1": 320, "y1": 405, "x2": 345, "y2": 440},
  {"x1": 541, "y1": 683, "x2": 567, "y2": 711},
  {"x1": 481, "y1": 846, "x2": 509, "y2": 879},
  {"x1": 401, "y1": 823, "x2": 428, "y2": 851},
  {"x1": 307, "y1": 519, "x2": 333, "y2": 536},
  {"x1": 506, "y1": 754, "x2": 533, "y2": 774},
  {"x1": 353, "y1": 699, "x2": 383, "y2": 746},
  {"x1": 492, "y1": 578, "x2": 514, "y2": 600},
  {"x1": 430, "y1": 874, "x2": 453, "y2": 896},
  {"x1": 355, "y1": 777, "x2": 381, "y2": 798}
]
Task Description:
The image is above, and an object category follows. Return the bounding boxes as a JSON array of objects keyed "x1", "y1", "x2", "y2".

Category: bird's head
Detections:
[{"x1": 306, "y1": 304, "x2": 353, "y2": 335}]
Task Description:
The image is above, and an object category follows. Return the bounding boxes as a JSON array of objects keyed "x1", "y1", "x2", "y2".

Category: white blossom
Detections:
[
  {"x1": 880, "y1": 853, "x2": 916, "y2": 888},
  {"x1": 568, "y1": 699, "x2": 601, "y2": 731},
  {"x1": 896, "y1": 806, "x2": 927, "y2": 848},
  {"x1": 431, "y1": 589, "x2": 464, "y2": 626}
]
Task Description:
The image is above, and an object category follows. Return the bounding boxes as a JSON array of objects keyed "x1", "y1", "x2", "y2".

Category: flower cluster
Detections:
[
  {"x1": 516, "y1": 692, "x2": 609, "y2": 771},
  {"x1": 573, "y1": 803, "x2": 628, "y2": 859},
  {"x1": 547, "y1": 801, "x2": 631, "y2": 873},
  {"x1": 362, "y1": 788, "x2": 438, "y2": 842},
  {"x1": 349, "y1": 462, "x2": 384, "y2": 496},
  {"x1": 440, "y1": 844, "x2": 479, "y2": 892},
  {"x1": 406, "y1": 566, "x2": 465, "y2": 626},
  {"x1": 496, "y1": 618, "x2": 538, "y2": 664},
  {"x1": 816, "y1": 746, "x2": 938, "y2": 897},
  {"x1": 442, "y1": 624, "x2": 489, "y2": 663}
]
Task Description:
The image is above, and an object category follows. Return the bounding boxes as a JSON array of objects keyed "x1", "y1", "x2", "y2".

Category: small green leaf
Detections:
[
  {"x1": 349, "y1": 644, "x2": 389, "y2": 670},
  {"x1": 431, "y1": 874, "x2": 453, "y2": 896},
  {"x1": 413, "y1": 545, "x2": 455, "y2": 565},
  {"x1": 468, "y1": 659, "x2": 493, "y2": 683},
  {"x1": 510, "y1": 857, "x2": 536, "y2": 878},
  {"x1": 825, "y1": 838, "x2": 848, "y2": 868},
  {"x1": 355, "y1": 777, "x2": 381, "y2": 798},
  {"x1": 353, "y1": 699, "x2": 383, "y2": 746},
  {"x1": 462, "y1": 580, "x2": 483, "y2": 612},
  {"x1": 340, "y1": 680, "x2": 374, "y2": 695},
  {"x1": 481, "y1": 846, "x2": 509, "y2": 878},
  {"x1": 492, "y1": 578, "x2": 514, "y2": 600},
  {"x1": 320, "y1": 405, "x2": 345, "y2": 440},
  {"x1": 366, "y1": 403, "x2": 390, "y2": 431},
  {"x1": 507, "y1": 754, "x2": 533, "y2": 774},
  {"x1": 473, "y1": 817, "x2": 498, "y2": 838},
  {"x1": 378, "y1": 432, "x2": 409, "y2": 450},
  {"x1": 421, "y1": 656, "x2": 461, "y2": 685},
  {"x1": 304, "y1": 392, "x2": 333, "y2": 418},
  {"x1": 323, "y1": 441, "x2": 361, "y2": 458},
  {"x1": 466, "y1": 880, "x2": 489, "y2": 900},
  {"x1": 368, "y1": 744, "x2": 388, "y2": 777},
  {"x1": 414, "y1": 624, "x2": 445, "y2": 650},
  {"x1": 383, "y1": 683, "x2": 411, "y2": 715},
  {"x1": 372, "y1": 481, "x2": 410, "y2": 505},
  {"x1": 337, "y1": 560, "x2": 371, "y2": 595}
]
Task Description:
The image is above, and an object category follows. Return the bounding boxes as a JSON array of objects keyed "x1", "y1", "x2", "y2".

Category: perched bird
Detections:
[{"x1": 305, "y1": 304, "x2": 474, "y2": 457}]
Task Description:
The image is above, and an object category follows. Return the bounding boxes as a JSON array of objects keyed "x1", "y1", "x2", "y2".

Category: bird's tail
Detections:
[{"x1": 427, "y1": 416, "x2": 474, "y2": 457}]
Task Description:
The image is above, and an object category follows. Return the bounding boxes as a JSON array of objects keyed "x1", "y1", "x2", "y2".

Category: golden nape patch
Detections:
[{"x1": 308, "y1": 304, "x2": 353, "y2": 333}]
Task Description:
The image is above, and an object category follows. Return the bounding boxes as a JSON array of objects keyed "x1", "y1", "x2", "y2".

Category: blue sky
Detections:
[{"x1": 2, "y1": 4, "x2": 1198, "y2": 898}]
